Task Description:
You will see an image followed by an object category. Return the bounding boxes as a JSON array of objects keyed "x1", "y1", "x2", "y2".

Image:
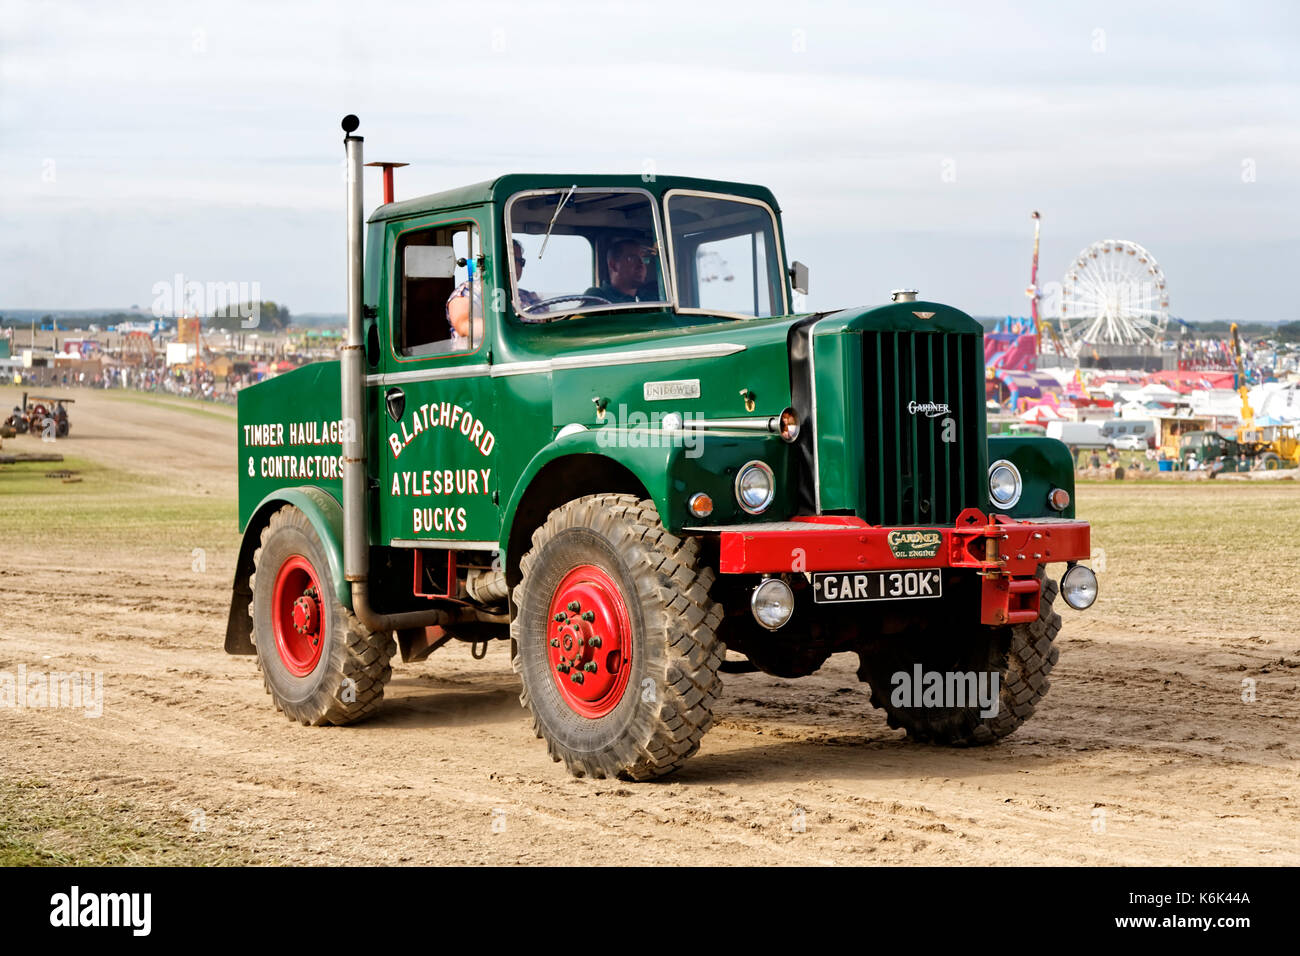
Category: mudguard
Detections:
[
  {"x1": 224, "y1": 486, "x2": 348, "y2": 654},
  {"x1": 986, "y1": 435, "x2": 1076, "y2": 519}
]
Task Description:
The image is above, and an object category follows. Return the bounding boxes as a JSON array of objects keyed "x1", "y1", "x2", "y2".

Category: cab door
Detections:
[{"x1": 377, "y1": 209, "x2": 502, "y2": 550}]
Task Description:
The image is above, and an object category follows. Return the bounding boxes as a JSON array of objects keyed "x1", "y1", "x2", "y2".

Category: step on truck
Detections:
[{"x1": 224, "y1": 116, "x2": 1098, "y2": 780}]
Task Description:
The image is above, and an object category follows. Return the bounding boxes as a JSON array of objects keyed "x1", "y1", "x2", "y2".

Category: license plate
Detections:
[{"x1": 812, "y1": 569, "x2": 943, "y2": 604}]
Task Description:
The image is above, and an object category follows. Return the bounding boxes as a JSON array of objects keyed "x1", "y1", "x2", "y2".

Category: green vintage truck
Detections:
[{"x1": 224, "y1": 116, "x2": 1097, "y2": 779}]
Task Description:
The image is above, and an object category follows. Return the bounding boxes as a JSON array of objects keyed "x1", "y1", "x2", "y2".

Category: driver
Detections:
[
  {"x1": 447, "y1": 239, "x2": 539, "y2": 347},
  {"x1": 585, "y1": 238, "x2": 652, "y2": 304}
]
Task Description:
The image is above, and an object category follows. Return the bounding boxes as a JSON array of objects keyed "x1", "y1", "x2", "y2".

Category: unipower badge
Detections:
[{"x1": 887, "y1": 530, "x2": 942, "y2": 560}]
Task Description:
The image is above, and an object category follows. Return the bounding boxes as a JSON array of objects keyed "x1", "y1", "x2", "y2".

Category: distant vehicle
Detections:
[
  {"x1": 1009, "y1": 422, "x2": 1047, "y2": 437},
  {"x1": 1101, "y1": 418, "x2": 1156, "y2": 449},
  {"x1": 1046, "y1": 421, "x2": 1108, "y2": 453},
  {"x1": 7, "y1": 392, "x2": 74, "y2": 438},
  {"x1": 1109, "y1": 435, "x2": 1148, "y2": 451},
  {"x1": 1178, "y1": 429, "x2": 1280, "y2": 475}
]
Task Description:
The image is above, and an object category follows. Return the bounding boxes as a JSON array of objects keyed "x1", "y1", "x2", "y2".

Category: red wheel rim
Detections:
[
  {"x1": 546, "y1": 564, "x2": 633, "y2": 718},
  {"x1": 271, "y1": 555, "x2": 325, "y2": 677}
]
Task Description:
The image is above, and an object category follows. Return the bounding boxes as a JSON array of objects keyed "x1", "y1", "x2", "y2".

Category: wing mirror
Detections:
[{"x1": 789, "y1": 260, "x2": 809, "y2": 296}]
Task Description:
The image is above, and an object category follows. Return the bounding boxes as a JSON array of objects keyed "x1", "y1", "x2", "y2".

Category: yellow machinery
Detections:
[{"x1": 1230, "y1": 328, "x2": 1299, "y2": 467}]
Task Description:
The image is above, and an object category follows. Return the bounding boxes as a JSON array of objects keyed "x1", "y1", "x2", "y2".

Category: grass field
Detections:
[
  {"x1": 97, "y1": 389, "x2": 236, "y2": 423},
  {"x1": 0, "y1": 456, "x2": 233, "y2": 547},
  {"x1": 0, "y1": 778, "x2": 265, "y2": 866}
]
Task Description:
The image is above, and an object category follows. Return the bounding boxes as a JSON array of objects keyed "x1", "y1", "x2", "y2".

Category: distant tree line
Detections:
[
  {"x1": 1184, "y1": 320, "x2": 1300, "y2": 342},
  {"x1": 208, "y1": 301, "x2": 291, "y2": 332}
]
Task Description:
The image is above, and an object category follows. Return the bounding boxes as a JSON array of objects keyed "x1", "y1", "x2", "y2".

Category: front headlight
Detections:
[
  {"x1": 735, "y1": 460, "x2": 775, "y2": 514},
  {"x1": 988, "y1": 459, "x2": 1022, "y2": 509}
]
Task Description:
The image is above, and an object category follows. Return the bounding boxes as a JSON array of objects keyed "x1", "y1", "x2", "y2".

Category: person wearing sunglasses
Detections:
[{"x1": 584, "y1": 238, "x2": 654, "y2": 304}]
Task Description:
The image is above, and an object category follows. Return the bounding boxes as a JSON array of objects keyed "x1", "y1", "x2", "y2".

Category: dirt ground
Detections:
[{"x1": 1, "y1": 385, "x2": 1297, "y2": 866}]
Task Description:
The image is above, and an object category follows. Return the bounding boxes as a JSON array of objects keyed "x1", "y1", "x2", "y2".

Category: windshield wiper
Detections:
[{"x1": 537, "y1": 183, "x2": 576, "y2": 260}]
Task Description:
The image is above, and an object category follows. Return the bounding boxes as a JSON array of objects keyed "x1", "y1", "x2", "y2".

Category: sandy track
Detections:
[{"x1": 1, "y1": 387, "x2": 1297, "y2": 865}]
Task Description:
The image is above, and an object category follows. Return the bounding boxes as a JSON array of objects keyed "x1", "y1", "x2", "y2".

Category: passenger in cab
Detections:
[{"x1": 447, "y1": 239, "x2": 539, "y2": 347}]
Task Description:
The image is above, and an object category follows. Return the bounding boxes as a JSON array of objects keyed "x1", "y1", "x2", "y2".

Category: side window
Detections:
[
  {"x1": 667, "y1": 193, "x2": 784, "y2": 318},
  {"x1": 693, "y1": 231, "x2": 772, "y2": 316},
  {"x1": 396, "y1": 223, "x2": 480, "y2": 357}
]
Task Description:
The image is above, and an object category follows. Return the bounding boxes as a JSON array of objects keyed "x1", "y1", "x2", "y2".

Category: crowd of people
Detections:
[{"x1": 9, "y1": 362, "x2": 266, "y2": 405}]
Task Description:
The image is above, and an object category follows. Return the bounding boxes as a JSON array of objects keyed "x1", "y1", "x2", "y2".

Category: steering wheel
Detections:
[{"x1": 521, "y1": 294, "x2": 612, "y2": 318}]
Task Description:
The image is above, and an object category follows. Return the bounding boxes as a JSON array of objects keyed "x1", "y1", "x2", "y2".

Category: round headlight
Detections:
[
  {"x1": 1060, "y1": 564, "x2": 1098, "y2": 610},
  {"x1": 735, "y1": 461, "x2": 775, "y2": 514},
  {"x1": 751, "y1": 577, "x2": 795, "y2": 630},
  {"x1": 988, "y1": 459, "x2": 1022, "y2": 509}
]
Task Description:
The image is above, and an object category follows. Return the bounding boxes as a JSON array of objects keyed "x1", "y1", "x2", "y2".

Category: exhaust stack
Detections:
[
  {"x1": 365, "y1": 161, "x2": 409, "y2": 204},
  {"x1": 339, "y1": 114, "x2": 451, "y2": 633}
]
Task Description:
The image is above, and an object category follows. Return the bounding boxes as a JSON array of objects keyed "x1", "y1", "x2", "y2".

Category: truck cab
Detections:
[{"x1": 225, "y1": 118, "x2": 1097, "y2": 780}]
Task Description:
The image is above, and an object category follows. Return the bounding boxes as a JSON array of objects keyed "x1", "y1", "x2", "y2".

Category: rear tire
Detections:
[
  {"x1": 250, "y1": 504, "x2": 395, "y2": 725},
  {"x1": 858, "y1": 567, "x2": 1061, "y2": 745},
  {"x1": 511, "y1": 494, "x2": 724, "y2": 780}
]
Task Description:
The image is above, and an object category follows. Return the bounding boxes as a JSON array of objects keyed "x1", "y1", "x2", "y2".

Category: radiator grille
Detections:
[{"x1": 860, "y1": 331, "x2": 983, "y2": 525}]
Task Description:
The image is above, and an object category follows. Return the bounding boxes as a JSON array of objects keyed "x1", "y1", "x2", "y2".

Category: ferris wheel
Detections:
[{"x1": 1059, "y1": 239, "x2": 1169, "y2": 352}]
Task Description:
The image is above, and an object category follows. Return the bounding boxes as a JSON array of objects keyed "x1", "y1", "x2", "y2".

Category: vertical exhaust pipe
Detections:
[
  {"x1": 341, "y1": 115, "x2": 367, "y2": 586},
  {"x1": 339, "y1": 115, "x2": 451, "y2": 633}
]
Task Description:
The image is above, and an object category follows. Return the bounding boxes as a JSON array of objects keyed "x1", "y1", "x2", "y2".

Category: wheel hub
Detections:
[
  {"x1": 546, "y1": 565, "x2": 632, "y2": 718},
  {"x1": 292, "y1": 592, "x2": 319, "y2": 636},
  {"x1": 271, "y1": 556, "x2": 326, "y2": 677}
]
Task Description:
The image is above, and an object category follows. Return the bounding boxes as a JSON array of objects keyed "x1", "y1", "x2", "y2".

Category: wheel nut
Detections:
[
  {"x1": 567, "y1": 600, "x2": 580, "y2": 613},
  {"x1": 554, "y1": 613, "x2": 566, "y2": 622},
  {"x1": 584, "y1": 662, "x2": 597, "y2": 673},
  {"x1": 550, "y1": 638, "x2": 560, "y2": 647},
  {"x1": 587, "y1": 636, "x2": 602, "y2": 648},
  {"x1": 570, "y1": 671, "x2": 584, "y2": 684},
  {"x1": 581, "y1": 610, "x2": 595, "y2": 622}
]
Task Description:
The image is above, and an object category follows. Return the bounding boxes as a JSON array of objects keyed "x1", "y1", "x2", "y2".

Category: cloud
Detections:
[{"x1": 0, "y1": 0, "x2": 1296, "y2": 317}]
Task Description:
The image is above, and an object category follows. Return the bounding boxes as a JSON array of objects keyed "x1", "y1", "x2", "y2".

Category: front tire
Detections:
[
  {"x1": 858, "y1": 568, "x2": 1062, "y2": 745},
  {"x1": 511, "y1": 495, "x2": 725, "y2": 780},
  {"x1": 250, "y1": 504, "x2": 395, "y2": 725}
]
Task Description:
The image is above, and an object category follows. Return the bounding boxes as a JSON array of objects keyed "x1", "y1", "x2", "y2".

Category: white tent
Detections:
[
  {"x1": 1127, "y1": 383, "x2": 1181, "y2": 403},
  {"x1": 1020, "y1": 403, "x2": 1066, "y2": 423}
]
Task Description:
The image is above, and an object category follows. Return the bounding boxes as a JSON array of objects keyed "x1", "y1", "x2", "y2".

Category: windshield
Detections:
[
  {"x1": 507, "y1": 188, "x2": 669, "y2": 320},
  {"x1": 666, "y1": 191, "x2": 785, "y2": 319}
]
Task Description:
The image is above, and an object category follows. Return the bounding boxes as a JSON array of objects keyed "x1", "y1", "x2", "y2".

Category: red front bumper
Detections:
[{"x1": 714, "y1": 508, "x2": 1091, "y2": 627}]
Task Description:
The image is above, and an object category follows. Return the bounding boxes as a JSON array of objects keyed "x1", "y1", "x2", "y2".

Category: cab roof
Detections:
[{"x1": 368, "y1": 173, "x2": 781, "y2": 224}]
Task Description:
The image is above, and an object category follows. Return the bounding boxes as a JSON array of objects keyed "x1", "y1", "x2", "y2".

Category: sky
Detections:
[{"x1": 1, "y1": 0, "x2": 1297, "y2": 322}]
